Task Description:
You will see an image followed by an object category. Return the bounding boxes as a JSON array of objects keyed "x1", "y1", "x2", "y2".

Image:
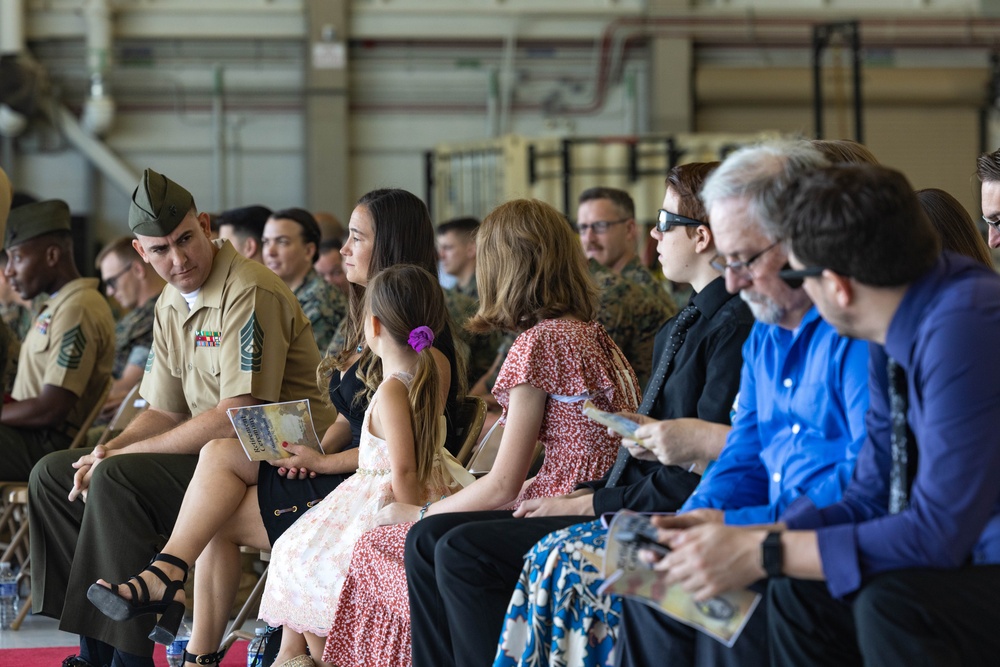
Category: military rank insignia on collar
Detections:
[
  {"x1": 35, "y1": 312, "x2": 53, "y2": 335},
  {"x1": 195, "y1": 330, "x2": 221, "y2": 347}
]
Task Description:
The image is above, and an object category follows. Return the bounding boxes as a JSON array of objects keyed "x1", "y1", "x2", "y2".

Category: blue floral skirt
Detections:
[{"x1": 493, "y1": 518, "x2": 623, "y2": 667}]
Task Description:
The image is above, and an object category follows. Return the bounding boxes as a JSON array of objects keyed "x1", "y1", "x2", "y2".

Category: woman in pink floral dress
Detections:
[{"x1": 323, "y1": 199, "x2": 641, "y2": 667}]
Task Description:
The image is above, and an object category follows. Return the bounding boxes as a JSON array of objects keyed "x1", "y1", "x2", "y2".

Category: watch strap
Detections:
[{"x1": 761, "y1": 530, "x2": 783, "y2": 577}]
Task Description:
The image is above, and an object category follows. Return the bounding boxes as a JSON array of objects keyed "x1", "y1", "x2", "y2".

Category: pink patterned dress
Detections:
[
  {"x1": 257, "y1": 372, "x2": 471, "y2": 636},
  {"x1": 324, "y1": 319, "x2": 640, "y2": 667}
]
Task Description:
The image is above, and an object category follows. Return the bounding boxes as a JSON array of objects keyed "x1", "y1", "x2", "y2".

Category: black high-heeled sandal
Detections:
[
  {"x1": 183, "y1": 648, "x2": 226, "y2": 666},
  {"x1": 86, "y1": 552, "x2": 190, "y2": 645}
]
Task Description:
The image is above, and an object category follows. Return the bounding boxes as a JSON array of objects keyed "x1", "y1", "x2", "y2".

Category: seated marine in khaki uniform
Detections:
[
  {"x1": 27, "y1": 168, "x2": 335, "y2": 667},
  {"x1": 0, "y1": 200, "x2": 115, "y2": 481}
]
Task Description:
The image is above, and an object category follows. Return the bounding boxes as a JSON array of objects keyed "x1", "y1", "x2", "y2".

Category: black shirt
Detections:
[{"x1": 581, "y1": 276, "x2": 755, "y2": 515}]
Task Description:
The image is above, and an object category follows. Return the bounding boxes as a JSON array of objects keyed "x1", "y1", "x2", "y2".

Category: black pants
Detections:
[
  {"x1": 769, "y1": 568, "x2": 1000, "y2": 667},
  {"x1": 405, "y1": 511, "x2": 587, "y2": 667},
  {"x1": 614, "y1": 583, "x2": 770, "y2": 667}
]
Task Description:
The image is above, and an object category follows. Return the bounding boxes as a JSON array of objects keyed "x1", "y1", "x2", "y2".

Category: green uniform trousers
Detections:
[
  {"x1": 2, "y1": 423, "x2": 72, "y2": 481},
  {"x1": 29, "y1": 449, "x2": 198, "y2": 657}
]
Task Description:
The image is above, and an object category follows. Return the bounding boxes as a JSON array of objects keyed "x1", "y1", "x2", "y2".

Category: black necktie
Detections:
[
  {"x1": 887, "y1": 357, "x2": 917, "y2": 514},
  {"x1": 606, "y1": 303, "x2": 701, "y2": 487}
]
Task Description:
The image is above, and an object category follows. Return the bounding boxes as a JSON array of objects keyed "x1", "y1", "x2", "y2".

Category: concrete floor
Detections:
[{"x1": 0, "y1": 612, "x2": 78, "y2": 650}]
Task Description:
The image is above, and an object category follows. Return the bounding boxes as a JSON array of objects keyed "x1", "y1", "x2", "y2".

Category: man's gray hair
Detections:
[{"x1": 700, "y1": 140, "x2": 830, "y2": 240}]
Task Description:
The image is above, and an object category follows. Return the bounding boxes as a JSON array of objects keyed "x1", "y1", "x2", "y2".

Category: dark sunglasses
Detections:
[
  {"x1": 656, "y1": 209, "x2": 706, "y2": 233},
  {"x1": 777, "y1": 265, "x2": 824, "y2": 289}
]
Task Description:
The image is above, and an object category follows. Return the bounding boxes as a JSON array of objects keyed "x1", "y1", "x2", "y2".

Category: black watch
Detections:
[{"x1": 761, "y1": 531, "x2": 783, "y2": 577}]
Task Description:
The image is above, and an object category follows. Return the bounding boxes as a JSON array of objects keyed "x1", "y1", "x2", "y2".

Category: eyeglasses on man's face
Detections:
[
  {"x1": 982, "y1": 215, "x2": 1000, "y2": 232},
  {"x1": 575, "y1": 218, "x2": 628, "y2": 235},
  {"x1": 104, "y1": 262, "x2": 133, "y2": 291},
  {"x1": 709, "y1": 241, "x2": 780, "y2": 281},
  {"x1": 656, "y1": 209, "x2": 706, "y2": 233}
]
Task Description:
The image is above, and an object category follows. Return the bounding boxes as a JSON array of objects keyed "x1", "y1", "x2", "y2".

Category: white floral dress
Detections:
[{"x1": 258, "y1": 371, "x2": 471, "y2": 636}]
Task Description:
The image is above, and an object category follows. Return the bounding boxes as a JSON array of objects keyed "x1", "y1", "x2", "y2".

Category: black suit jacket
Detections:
[{"x1": 581, "y1": 277, "x2": 755, "y2": 515}]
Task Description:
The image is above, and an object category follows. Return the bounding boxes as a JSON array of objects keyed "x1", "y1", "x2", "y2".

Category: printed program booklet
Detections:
[
  {"x1": 597, "y1": 510, "x2": 761, "y2": 647},
  {"x1": 227, "y1": 399, "x2": 325, "y2": 461},
  {"x1": 582, "y1": 399, "x2": 641, "y2": 439}
]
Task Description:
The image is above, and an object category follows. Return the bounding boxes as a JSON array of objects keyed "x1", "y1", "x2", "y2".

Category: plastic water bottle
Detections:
[
  {"x1": 0, "y1": 562, "x2": 17, "y2": 630},
  {"x1": 247, "y1": 626, "x2": 267, "y2": 667},
  {"x1": 166, "y1": 617, "x2": 192, "y2": 667}
]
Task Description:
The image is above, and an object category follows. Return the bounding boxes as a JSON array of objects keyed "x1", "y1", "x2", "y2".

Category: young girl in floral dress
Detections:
[
  {"x1": 324, "y1": 198, "x2": 642, "y2": 667},
  {"x1": 258, "y1": 264, "x2": 473, "y2": 667}
]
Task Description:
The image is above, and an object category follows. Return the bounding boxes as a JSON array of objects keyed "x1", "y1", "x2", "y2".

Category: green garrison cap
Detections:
[
  {"x1": 129, "y1": 168, "x2": 194, "y2": 237},
  {"x1": 5, "y1": 199, "x2": 71, "y2": 248}
]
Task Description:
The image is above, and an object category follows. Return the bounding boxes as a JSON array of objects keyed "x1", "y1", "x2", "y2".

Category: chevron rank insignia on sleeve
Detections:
[
  {"x1": 58, "y1": 325, "x2": 86, "y2": 370},
  {"x1": 144, "y1": 349, "x2": 154, "y2": 373},
  {"x1": 240, "y1": 313, "x2": 264, "y2": 372}
]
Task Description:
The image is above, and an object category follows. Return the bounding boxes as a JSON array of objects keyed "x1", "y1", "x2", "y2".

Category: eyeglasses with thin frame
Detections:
[
  {"x1": 103, "y1": 262, "x2": 133, "y2": 291},
  {"x1": 656, "y1": 209, "x2": 707, "y2": 233},
  {"x1": 777, "y1": 265, "x2": 824, "y2": 289},
  {"x1": 983, "y1": 215, "x2": 1000, "y2": 232},
  {"x1": 709, "y1": 241, "x2": 780, "y2": 281},
  {"x1": 575, "y1": 218, "x2": 628, "y2": 235}
]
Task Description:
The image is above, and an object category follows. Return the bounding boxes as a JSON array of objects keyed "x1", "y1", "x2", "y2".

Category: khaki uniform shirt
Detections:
[
  {"x1": 140, "y1": 240, "x2": 335, "y2": 434},
  {"x1": 12, "y1": 278, "x2": 115, "y2": 431}
]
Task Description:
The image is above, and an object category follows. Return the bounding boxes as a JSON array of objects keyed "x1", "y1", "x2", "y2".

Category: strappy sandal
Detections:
[
  {"x1": 86, "y1": 552, "x2": 189, "y2": 645},
  {"x1": 183, "y1": 648, "x2": 226, "y2": 666}
]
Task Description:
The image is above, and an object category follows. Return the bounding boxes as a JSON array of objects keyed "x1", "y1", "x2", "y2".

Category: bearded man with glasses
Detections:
[{"x1": 576, "y1": 186, "x2": 677, "y2": 386}]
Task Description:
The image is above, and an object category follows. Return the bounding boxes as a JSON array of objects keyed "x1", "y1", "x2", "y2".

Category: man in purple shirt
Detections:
[{"x1": 649, "y1": 164, "x2": 1000, "y2": 666}]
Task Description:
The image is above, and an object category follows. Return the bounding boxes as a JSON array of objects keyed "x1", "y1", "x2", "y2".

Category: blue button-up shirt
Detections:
[
  {"x1": 783, "y1": 253, "x2": 1000, "y2": 599},
  {"x1": 682, "y1": 307, "x2": 870, "y2": 525}
]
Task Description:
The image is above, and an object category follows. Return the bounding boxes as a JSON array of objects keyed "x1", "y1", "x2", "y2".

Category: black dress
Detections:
[{"x1": 257, "y1": 328, "x2": 462, "y2": 544}]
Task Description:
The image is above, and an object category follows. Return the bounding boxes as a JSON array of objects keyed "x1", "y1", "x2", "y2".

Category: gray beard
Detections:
[{"x1": 740, "y1": 289, "x2": 785, "y2": 325}]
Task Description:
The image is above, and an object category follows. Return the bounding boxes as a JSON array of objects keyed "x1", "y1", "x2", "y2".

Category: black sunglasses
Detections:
[
  {"x1": 656, "y1": 209, "x2": 706, "y2": 233},
  {"x1": 778, "y1": 265, "x2": 824, "y2": 289}
]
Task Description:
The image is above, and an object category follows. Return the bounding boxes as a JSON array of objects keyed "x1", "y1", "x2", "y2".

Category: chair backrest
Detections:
[
  {"x1": 451, "y1": 395, "x2": 488, "y2": 466},
  {"x1": 464, "y1": 419, "x2": 543, "y2": 478},
  {"x1": 69, "y1": 378, "x2": 113, "y2": 449},
  {"x1": 95, "y1": 383, "x2": 148, "y2": 447}
]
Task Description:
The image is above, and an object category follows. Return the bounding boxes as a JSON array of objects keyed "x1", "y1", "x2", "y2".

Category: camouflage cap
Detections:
[
  {"x1": 129, "y1": 168, "x2": 194, "y2": 237},
  {"x1": 5, "y1": 199, "x2": 71, "y2": 248}
]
